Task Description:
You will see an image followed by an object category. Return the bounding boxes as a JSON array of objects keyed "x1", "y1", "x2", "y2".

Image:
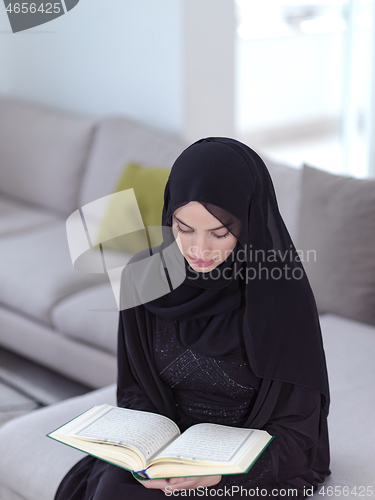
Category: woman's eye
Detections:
[
  {"x1": 175, "y1": 223, "x2": 191, "y2": 234},
  {"x1": 175, "y1": 223, "x2": 230, "y2": 239},
  {"x1": 214, "y1": 231, "x2": 230, "y2": 239}
]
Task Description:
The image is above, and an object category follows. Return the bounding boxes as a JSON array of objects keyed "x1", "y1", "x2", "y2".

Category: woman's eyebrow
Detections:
[{"x1": 174, "y1": 215, "x2": 230, "y2": 231}]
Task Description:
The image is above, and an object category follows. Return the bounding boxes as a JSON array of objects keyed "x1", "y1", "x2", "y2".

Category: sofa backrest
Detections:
[
  {"x1": 0, "y1": 96, "x2": 95, "y2": 216},
  {"x1": 79, "y1": 117, "x2": 187, "y2": 207},
  {"x1": 264, "y1": 158, "x2": 302, "y2": 243}
]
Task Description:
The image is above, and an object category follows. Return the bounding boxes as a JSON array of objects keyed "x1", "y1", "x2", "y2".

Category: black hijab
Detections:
[{"x1": 120, "y1": 137, "x2": 329, "y2": 414}]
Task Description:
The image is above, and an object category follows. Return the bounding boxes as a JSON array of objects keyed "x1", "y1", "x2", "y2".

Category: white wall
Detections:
[
  {"x1": 0, "y1": 0, "x2": 344, "y2": 143},
  {"x1": 0, "y1": 0, "x2": 238, "y2": 142},
  {"x1": 235, "y1": 31, "x2": 343, "y2": 133},
  {"x1": 183, "y1": 0, "x2": 236, "y2": 142},
  {"x1": 0, "y1": 0, "x2": 184, "y2": 135}
]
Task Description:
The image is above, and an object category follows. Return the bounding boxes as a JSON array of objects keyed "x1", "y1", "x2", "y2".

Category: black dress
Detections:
[{"x1": 55, "y1": 310, "x2": 330, "y2": 500}]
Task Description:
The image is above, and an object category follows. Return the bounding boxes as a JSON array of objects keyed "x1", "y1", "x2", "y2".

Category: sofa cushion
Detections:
[
  {"x1": 79, "y1": 117, "x2": 186, "y2": 207},
  {"x1": 296, "y1": 164, "x2": 375, "y2": 325},
  {"x1": 0, "y1": 96, "x2": 95, "y2": 215},
  {"x1": 318, "y1": 314, "x2": 375, "y2": 491},
  {"x1": 0, "y1": 305, "x2": 117, "y2": 389},
  {"x1": 96, "y1": 161, "x2": 170, "y2": 255},
  {"x1": 51, "y1": 283, "x2": 119, "y2": 355},
  {"x1": 0, "y1": 195, "x2": 60, "y2": 237},
  {"x1": 319, "y1": 313, "x2": 375, "y2": 392},
  {"x1": 264, "y1": 158, "x2": 302, "y2": 242},
  {"x1": 0, "y1": 385, "x2": 116, "y2": 500},
  {"x1": 0, "y1": 222, "x2": 107, "y2": 326}
]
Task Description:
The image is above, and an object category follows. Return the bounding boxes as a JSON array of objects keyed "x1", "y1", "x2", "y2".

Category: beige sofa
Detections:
[
  {"x1": 0, "y1": 95, "x2": 374, "y2": 500},
  {"x1": 0, "y1": 95, "x2": 186, "y2": 389}
]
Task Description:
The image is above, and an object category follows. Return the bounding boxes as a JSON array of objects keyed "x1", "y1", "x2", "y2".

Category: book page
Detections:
[
  {"x1": 74, "y1": 407, "x2": 180, "y2": 462},
  {"x1": 157, "y1": 423, "x2": 254, "y2": 463}
]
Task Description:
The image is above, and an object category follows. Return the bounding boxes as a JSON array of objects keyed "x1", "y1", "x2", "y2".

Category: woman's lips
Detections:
[{"x1": 188, "y1": 256, "x2": 215, "y2": 267}]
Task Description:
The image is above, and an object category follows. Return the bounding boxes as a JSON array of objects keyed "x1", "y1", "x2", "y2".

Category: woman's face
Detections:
[{"x1": 172, "y1": 201, "x2": 238, "y2": 273}]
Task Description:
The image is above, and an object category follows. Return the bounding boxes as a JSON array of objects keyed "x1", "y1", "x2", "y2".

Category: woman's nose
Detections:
[{"x1": 190, "y1": 235, "x2": 211, "y2": 259}]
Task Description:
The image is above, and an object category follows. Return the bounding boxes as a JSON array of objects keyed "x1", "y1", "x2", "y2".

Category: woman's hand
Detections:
[{"x1": 136, "y1": 475, "x2": 222, "y2": 493}]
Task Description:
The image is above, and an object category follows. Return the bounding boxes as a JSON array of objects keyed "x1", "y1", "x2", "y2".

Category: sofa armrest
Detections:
[{"x1": 0, "y1": 384, "x2": 116, "y2": 500}]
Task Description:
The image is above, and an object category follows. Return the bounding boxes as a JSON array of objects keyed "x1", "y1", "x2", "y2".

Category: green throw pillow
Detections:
[{"x1": 96, "y1": 162, "x2": 170, "y2": 256}]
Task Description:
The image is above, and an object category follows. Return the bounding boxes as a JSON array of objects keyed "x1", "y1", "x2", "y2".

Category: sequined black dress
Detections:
[{"x1": 153, "y1": 315, "x2": 260, "y2": 431}]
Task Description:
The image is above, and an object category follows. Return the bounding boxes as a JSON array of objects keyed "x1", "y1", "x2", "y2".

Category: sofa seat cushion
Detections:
[
  {"x1": 0, "y1": 96, "x2": 95, "y2": 215},
  {"x1": 51, "y1": 283, "x2": 119, "y2": 355},
  {"x1": 0, "y1": 196, "x2": 59, "y2": 237},
  {"x1": 0, "y1": 222, "x2": 107, "y2": 326},
  {"x1": 79, "y1": 117, "x2": 186, "y2": 206},
  {"x1": 318, "y1": 314, "x2": 375, "y2": 489},
  {"x1": 0, "y1": 385, "x2": 116, "y2": 500},
  {"x1": 319, "y1": 313, "x2": 375, "y2": 392}
]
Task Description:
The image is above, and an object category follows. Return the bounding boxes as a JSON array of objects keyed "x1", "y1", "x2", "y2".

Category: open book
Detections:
[{"x1": 48, "y1": 404, "x2": 274, "y2": 480}]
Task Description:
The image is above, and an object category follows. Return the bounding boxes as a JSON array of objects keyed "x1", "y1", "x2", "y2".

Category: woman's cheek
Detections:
[{"x1": 175, "y1": 234, "x2": 184, "y2": 254}]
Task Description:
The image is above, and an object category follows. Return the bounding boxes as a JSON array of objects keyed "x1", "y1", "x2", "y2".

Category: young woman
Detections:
[{"x1": 55, "y1": 137, "x2": 330, "y2": 499}]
